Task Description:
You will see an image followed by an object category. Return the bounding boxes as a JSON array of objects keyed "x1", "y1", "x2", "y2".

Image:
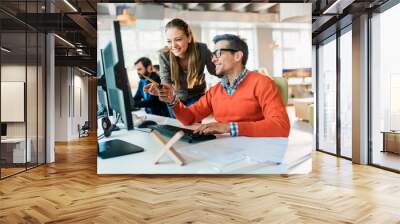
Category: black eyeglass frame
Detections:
[{"x1": 212, "y1": 48, "x2": 239, "y2": 58}]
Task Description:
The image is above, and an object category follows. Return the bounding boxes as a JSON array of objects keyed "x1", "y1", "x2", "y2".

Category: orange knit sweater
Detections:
[{"x1": 172, "y1": 71, "x2": 290, "y2": 137}]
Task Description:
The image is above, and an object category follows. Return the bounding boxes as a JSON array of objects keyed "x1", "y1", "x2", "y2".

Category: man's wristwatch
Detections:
[{"x1": 167, "y1": 94, "x2": 178, "y2": 108}]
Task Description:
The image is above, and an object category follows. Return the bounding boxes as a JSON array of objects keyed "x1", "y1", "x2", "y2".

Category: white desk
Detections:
[
  {"x1": 97, "y1": 112, "x2": 311, "y2": 174},
  {"x1": 1, "y1": 138, "x2": 32, "y2": 163}
]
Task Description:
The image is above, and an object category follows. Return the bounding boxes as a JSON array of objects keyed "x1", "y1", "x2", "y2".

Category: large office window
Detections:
[
  {"x1": 317, "y1": 37, "x2": 337, "y2": 154},
  {"x1": 273, "y1": 30, "x2": 312, "y2": 76},
  {"x1": 371, "y1": 3, "x2": 400, "y2": 171},
  {"x1": 204, "y1": 26, "x2": 258, "y2": 71},
  {"x1": 339, "y1": 29, "x2": 352, "y2": 158}
]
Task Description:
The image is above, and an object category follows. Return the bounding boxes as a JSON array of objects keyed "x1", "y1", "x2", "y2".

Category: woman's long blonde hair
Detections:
[{"x1": 165, "y1": 18, "x2": 201, "y2": 89}]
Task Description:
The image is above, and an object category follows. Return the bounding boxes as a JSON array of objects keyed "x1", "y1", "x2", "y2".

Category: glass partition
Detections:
[
  {"x1": 339, "y1": 29, "x2": 352, "y2": 158},
  {"x1": 317, "y1": 37, "x2": 337, "y2": 155},
  {"x1": 0, "y1": 1, "x2": 46, "y2": 179},
  {"x1": 371, "y1": 3, "x2": 400, "y2": 171},
  {"x1": 1, "y1": 31, "x2": 28, "y2": 177}
]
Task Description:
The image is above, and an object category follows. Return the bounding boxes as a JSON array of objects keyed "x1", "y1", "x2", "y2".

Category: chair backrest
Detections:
[
  {"x1": 272, "y1": 77, "x2": 288, "y2": 106},
  {"x1": 82, "y1": 121, "x2": 90, "y2": 130}
]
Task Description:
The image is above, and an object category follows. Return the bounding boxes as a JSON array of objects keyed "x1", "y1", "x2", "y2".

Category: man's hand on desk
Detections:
[{"x1": 194, "y1": 122, "x2": 230, "y2": 135}]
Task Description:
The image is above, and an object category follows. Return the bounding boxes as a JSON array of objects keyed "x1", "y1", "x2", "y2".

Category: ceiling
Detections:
[
  {"x1": 153, "y1": 1, "x2": 390, "y2": 43},
  {"x1": 1, "y1": 0, "x2": 394, "y2": 74},
  {"x1": 0, "y1": 0, "x2": 97, "y2": 74},
  {"x1": 310, "y1": 0, "x2": 390, "y2": 43},
  {"x1": 98, "y1": 1, "x2": 390, "y2": 41},
  {"x1": 149, "y1": 3, "x2": 278, "y2": 13}
]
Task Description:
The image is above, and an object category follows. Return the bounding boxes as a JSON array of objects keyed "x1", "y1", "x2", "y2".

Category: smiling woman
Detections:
[{"x1": 158, "y1": 18, "x2": 218, "y2": 116}]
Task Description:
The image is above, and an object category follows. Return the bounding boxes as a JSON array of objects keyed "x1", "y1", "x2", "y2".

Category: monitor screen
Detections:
[
  {"x1": 97, "y1": 54, "x2": 112, "y2": 117},
  {"x1": 101, "y1": 21, "x2": 134, "y2": 130}
]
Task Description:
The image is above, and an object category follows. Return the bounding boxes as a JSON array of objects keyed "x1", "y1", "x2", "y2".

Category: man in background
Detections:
[
  {"x1": 153, "y1": 64, "x2": 160, "y2": 76},
  {"x1": 133, "y1": 57, "x2": 169, "y2": 117}
]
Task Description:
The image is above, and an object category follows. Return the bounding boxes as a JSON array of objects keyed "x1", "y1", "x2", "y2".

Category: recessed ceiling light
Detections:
[
  {"x1": 54, "y1": 34, "x2": 75, "y2": 48},
  {"x1": 63, "y1": 0, "x2": 78, "y2": 12},
  {"x1": 78, "y1": 67, "x2": 93, "y2": 76},
  {"x1": 1, "y1": 47, "x2": 11, "y2": 53}
]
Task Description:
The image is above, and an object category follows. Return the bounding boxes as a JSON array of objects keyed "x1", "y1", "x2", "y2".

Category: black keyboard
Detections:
[{"x1": 149, "y1": 124, "x2": 216, "y2": 143}]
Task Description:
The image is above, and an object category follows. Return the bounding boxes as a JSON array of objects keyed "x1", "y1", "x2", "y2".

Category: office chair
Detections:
[
  {"x1": 272, "y1": 76, "x2": 289, "y2": 106},
  {"x1": 79, "y1": 121, "x2": 90, "y2": 138}
]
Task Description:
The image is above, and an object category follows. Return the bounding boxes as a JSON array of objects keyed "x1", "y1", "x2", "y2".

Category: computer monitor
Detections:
[
  {"x1": 1, "y1": 123, "x2": 7, "y2": 137},
  {"x1": 97, "y1": 55, "x2": 112, "y2": 117},
  {"x1": 97, "y1": 58, "x2": 103, "y2": 79},
  {"x1": 101, "y1": 21, "x2": 134, "y2": 130}
]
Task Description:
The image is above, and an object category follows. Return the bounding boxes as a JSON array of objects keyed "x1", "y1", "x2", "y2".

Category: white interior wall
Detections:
[
  {"x1": 1, "y1": 65, "x2": 28, "y2": 138},
  {"x1": 54, "y1": 66, "x2": 69, "y2": 141},
  {"x1": 54, "y1": 67, "x2": 89, "y2": 141},
  {"x1": 1, "y1": 64, "x2": 45, "y2": 163}
]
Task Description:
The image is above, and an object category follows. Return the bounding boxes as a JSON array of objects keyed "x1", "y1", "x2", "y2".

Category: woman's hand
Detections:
[
  {"x1": 144, "y1": 83, "x2": 160, "y2": 96},
  {"x1": 158, "y1": 84, "x2": 176, "y2": 104},
  {"x1": 193, "y1": 122, "x2": 230, "y2": 135},
  {"x1": 144, "y1": 83, "x2": 176, "y2": 104}
]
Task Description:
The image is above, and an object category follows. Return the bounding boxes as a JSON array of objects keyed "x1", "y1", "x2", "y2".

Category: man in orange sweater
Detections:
[{"x1": 146, "y1": 34, "x2": 290, "y2": 137}]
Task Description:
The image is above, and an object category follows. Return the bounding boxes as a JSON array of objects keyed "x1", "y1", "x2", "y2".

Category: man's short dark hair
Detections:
[
  {"x1": 212, "y1": 34, "x2": 249, "y2": 66},
  {"x1": 134, "y1": 57, "x2": 152, "y2": 68}
]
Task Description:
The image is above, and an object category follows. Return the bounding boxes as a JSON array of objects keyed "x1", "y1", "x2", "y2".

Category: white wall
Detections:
[
  {"x1": 1, "y1": 63, "x2": 46, "y2": 164},
  {"x1": 55, "y1": 66, "x2": 69, "y2": 141},
  {"x1": 54, "y1": 67, "x2": 89, "y2": 141},
  {"x1": 0, "y1": 65, "x2": 39, "y2": 137}
]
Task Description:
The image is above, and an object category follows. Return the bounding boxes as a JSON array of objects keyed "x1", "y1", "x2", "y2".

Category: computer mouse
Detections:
[{"x1": 138, "y1": 120, "x2": 157, "y2": 129}]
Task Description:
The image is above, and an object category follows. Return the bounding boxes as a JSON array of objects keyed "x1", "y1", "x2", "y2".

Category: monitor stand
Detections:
[{"x1": 98, "y1": 139, "x2": 144, "y2": 159}]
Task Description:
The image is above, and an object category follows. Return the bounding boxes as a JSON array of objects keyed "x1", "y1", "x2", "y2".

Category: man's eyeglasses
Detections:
[{"x1": 212, "y1": 48, "x2": 238, "y2": 58}]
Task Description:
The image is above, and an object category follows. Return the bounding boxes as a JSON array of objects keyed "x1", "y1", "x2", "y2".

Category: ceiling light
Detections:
[
  {"x1": 117, "y1": 9, "x2": 136, "y2": 25},
  {"x1": 63, "y1": 0, "x2": 78, "y2": 12},
  {"x1": 1, "y1": 47, "x2": 11, "y2": 53},
  {"x1": 322, "y1": 0, "x2": 354, "y2": 15},
  {"x1": 54, "y1": 34, "x2": 75, "y2": 48},
  {"x1": 78, "y1": 67, "x2": 93, "y2": 76}
]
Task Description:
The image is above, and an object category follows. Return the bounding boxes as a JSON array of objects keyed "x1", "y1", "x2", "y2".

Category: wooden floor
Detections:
[{"x1": 1, "y1": 135, "x2": 400, "y2": 223}]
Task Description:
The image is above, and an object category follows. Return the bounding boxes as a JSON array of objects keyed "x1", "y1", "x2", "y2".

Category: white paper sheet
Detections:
[{"x1": 176, "y1": 137, "x2": 289, "y2": 172}]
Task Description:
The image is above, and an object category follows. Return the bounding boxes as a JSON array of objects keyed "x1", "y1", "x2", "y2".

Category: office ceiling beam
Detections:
[
  {"x1": 323, "y1": 0, "x2": 355, "y2": 14},
  {"x1": 55, "y1": 55, "x2": 96, "y2": 69},
  {"x1": 229, "y1": 3, "x2": 251, "y2": 12},
  {"x1": 207, "y1": 3, "x2": 226, "y2": 11},
  {"x1": 312, "y1": 15, "x2": 335, "y2": 33},
  {"x1": 186, "y1": 3, "x2": 199, "y2": 10},
  {"x1": 13, "y1": 13, "x2": 82, "y2": 32},
  {"x1": 67, "y1": 14, "x2": 96, "y2": 39},
  {"x1": 247, "y1": 3, "x2": 276, "y2": 12}
]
